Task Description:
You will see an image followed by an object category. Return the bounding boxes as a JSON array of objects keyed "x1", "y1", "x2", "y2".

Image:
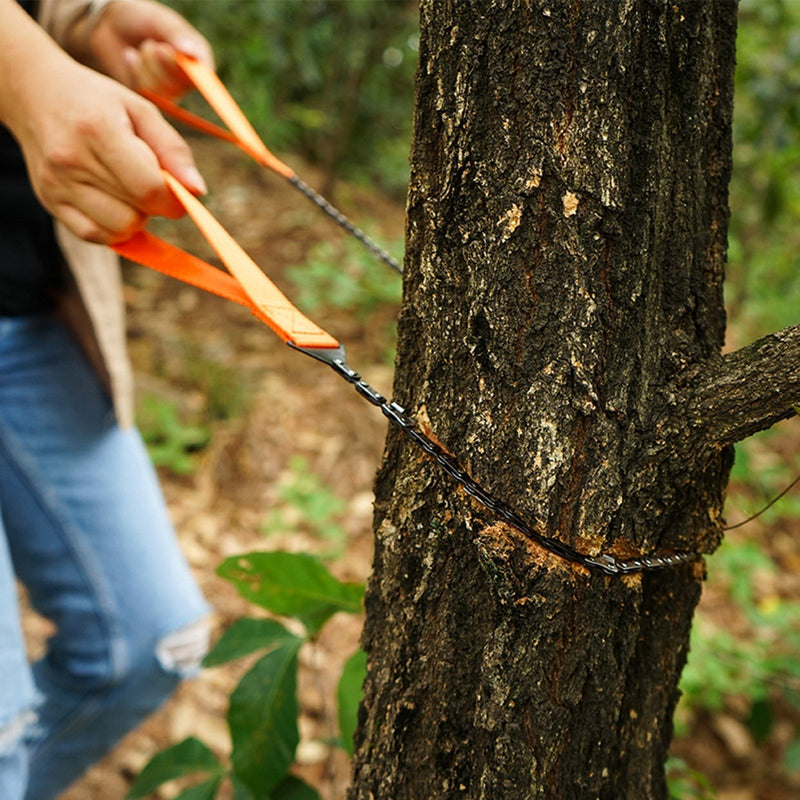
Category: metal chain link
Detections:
[
  {"x1": 290, "y1": 343, "x2": 700, "y2": 576},
  {"x1": 288, "y1": 176, "x2": 403, "y2": 274}
]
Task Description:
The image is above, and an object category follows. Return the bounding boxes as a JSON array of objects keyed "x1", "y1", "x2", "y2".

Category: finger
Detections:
[
  {"x1": 31, "y1": 105, "x2": 159, "y2": 217},
  {"x1": 64, "y1": 105, "x2": 179, "y2": 219},
  {"x1": 147, "y1": 11, "x2": 214, "y2": 69},
  {"x1": 85, "y1": 97, "x2": 201, "y2": 218},
  {"x1": 54, "y1": 204, "x2": 116, "y2": 244},
  {"x1": 52, "y1": 188, "x2": 145, "y2": 244},
  {"x1": 124, "y1": 97, "x2": 207, "y2": 201},
  {"x1": 135, "y1": 40, "x2": 191, "y2": 99},
  {"x1": 121, "y1": 4, "x2": 214, "y2": 70},
  {"x1": 170, "y1": 32, "x2": 214, "y2": 71}
]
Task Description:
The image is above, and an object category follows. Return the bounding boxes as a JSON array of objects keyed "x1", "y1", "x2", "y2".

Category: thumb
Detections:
[{"x1": 170, "y1": 32, "x2": 214, "y2": 68}]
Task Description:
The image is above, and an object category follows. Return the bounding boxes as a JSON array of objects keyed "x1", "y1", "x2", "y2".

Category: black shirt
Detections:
[{"x1": 0, "y1": 0, "x2": 61, "y2": 316}]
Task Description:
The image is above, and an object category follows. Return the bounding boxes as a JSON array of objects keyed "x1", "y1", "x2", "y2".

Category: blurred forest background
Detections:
[{"x1": 49, "y1": 1, "x2": 800, "y2": 798}]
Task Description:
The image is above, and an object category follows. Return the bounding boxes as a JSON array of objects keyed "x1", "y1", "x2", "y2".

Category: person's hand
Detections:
[
  {"x1": 7, "y1": 52, "x2": 205, "y2": 244},
  {"x1": 0, "y1": 0, "x2": 208, "y2": 244},
  {"x1": 83, "y1": 0, "x2": 214, "y2": 99}
]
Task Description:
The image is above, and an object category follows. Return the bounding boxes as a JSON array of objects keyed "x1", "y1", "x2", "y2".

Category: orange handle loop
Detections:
[
  {"x1": 140, "y1": 88, "x2": 239, "y2": 147},
  {"x1": 115, "y1": 53, "x2": 338, "y2": 350},
  {"x1": 113, "y1": 172, "x2": 339, "y2": 350},
  {"x1": 144, "y1": 53, "x2": 295, "y2": 179}
]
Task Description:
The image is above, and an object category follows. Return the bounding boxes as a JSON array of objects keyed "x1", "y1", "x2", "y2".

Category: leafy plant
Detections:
[
  {"x1": 138, "y1": 393, "x2": 211, "y2": 476},
  {"x1": 727, "y1": 0, "x2": 800, "y2": 340},
  {"x1": 261, "y1": 456, "x2": 349, "y2": 559},
  {"x1": 179, "y1": 347, "x2": 252, "y2": 423},
  {"x1": 127, "y1": 551, "x2": 366, "y2": 800},
  {"x1": 676, "y1": 536, "x2": 800, "y2": 775},
  {"x1": 666, "y1": 758, "x2": 718, "y2": 800},
  {"x1": 286, "y1": 238, "x2": 403, "y2": 319},
  {"x1": 164, "y1": 0, "x2": 418, "y2": 199},
  {"x1": 286, "y1": 237, "x2": 402, "y2": 365}
]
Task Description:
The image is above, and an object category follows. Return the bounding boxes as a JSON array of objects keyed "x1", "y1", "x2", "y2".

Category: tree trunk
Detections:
[{"x1": 350, "y1": 2, "x2": 745, "y2": 799}]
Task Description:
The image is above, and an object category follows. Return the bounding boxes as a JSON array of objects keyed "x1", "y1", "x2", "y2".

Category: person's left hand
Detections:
[{"x1": 84, "y1": 0, "x2": 214, "y2": 98}]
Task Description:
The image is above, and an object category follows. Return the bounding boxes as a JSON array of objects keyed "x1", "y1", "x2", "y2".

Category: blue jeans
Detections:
[{"x1": 0, "y1": 315, "x2": 210, "y2": 800}]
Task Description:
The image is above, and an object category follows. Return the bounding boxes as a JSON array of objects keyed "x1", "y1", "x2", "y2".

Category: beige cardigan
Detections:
[{"x1": 38, "y1": 0, "x2": 136, "y2": 428}]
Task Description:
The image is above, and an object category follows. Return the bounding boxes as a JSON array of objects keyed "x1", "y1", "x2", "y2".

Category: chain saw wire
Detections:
[
  {"x1": 289, "y1": 344, "x2": 700, "y2": 576},
  {"x1": 140, "y1": 59, "x2": 402, "y2": 276},
  {"x1": 129, "y1": 54, "x2": 710, "y2": 577}
]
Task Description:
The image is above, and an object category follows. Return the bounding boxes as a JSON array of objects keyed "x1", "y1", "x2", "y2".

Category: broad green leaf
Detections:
[
  {"x1": 229, "y1": 636, "x2": 302, "y2": 799},
  {"x1": 337, "y1": 649, "x2": 367, "y2": 755},
  {"x1": 174, "y1": 777, "x2": 224, "y2": 800},
  {"x1": 217, "y1": 551, "x2": 364, "y2": 634},
  {"x1": 270, "y1": 775, "x2": 322, "y2": 800},
  {"x1": 232, "y1": 774, "x2": 257, "y2": 800},
  {"x1": 204, "y1": 618, "x2": 295, "y2": 667},
  {"x1": 126, "y1": 737, "x2": 223, "y2": 799}
]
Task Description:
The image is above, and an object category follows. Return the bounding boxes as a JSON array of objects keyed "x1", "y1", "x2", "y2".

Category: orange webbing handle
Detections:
[
  {"x1": 113, "y1": 229, "x2": 251, "y2": 308},
  {"x1": 113, "y1": 173, "x2": 339, "y2": 351},
  {"x1": 142, "y1": 53, "x2": 295, "y2": 180}
]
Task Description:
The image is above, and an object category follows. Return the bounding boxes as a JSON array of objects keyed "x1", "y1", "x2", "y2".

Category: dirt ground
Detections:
[{"x1": 22, "y1": 138, "x2": 800, "y2": 800}]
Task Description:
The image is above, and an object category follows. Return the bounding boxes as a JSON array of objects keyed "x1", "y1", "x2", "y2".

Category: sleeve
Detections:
[
  {"x1": 37, "y1": 0, "x2": 90, "y2": 46},
  {"x1": 17, "y1": 1, "x2": 41, "y2": 18}
]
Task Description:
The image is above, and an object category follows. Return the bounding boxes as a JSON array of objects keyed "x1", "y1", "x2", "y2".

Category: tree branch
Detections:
[{"x1": 690, "y1": 323, "x2": 800, "y2": 446}]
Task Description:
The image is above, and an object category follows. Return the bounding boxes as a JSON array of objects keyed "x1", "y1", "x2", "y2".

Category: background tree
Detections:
[
  {"x1": 349, "y1": 2, "x2": 800, "y2": 799},
  {"x1": 168, "y1": 0, "x2": 419, "y2": 199}
]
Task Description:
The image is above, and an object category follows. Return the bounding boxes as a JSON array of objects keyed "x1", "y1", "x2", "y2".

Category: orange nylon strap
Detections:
[
  {"x1": 140, "y1": 88, "x2": 239, "y2": 148},
  {"x1": 113, "y1": 173, "x2": 339, "y2": 351},
  {"x1": 144, "y1": 53, "x2": 295, "y2": 180},
  {"x1": 113, "y1": 230, "x2": 251, "y2": 308}
]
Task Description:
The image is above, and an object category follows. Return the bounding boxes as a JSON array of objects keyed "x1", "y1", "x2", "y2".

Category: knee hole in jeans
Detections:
[
  {"x1": 0, "y1": 709, "x2": 37, "y2": 756},
  {"x1": 155, "y1": 618, "x2": 210, "y2": 678}
]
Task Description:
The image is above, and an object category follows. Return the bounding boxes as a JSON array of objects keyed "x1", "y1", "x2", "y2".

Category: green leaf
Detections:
[
  {"x1": 138, "y1": 393, "x2": 210, "y2": 477},
  {"x1": 229, "y1": 636, "x2": 303, "y2": 799},
  {"x1": 665, "y1": 757, "x2": 717, "y2": 800},
  {"x1": 785, "y1": 737, "x2": 800, "y2": 773},
  {"x1": 204, "y1": 618, "x2": 295, "y2": 667},
  {"x1": 174, "y1": 777, "x2": 224, "y2": 800},
  {"x1": 337, "y1": 649, "x2": 367, "y2": 755},
  {"x1": 746, "y1": 697, "x2": 774, "y2": 744},
  {"x1": 270, "y1": 775, "x2": 322, "y2": 800},
  {"x1": 126, "y1": 737, "x2": 223, "y2": 799},
  {"x1": 231, "y1": 774, "x2": 257, "y2": 800},
  {"x1": 217, "y1": 551, "x2": 364, "y2": 634}
]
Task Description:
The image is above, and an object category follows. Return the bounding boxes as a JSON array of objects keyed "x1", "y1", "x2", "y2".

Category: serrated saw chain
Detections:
[
  {"x1": 291, "y1": 344, "x2": 700, "y2": 577},
  {"x1": 140, "y1": 54, "x2": 701, "y2": 578}
]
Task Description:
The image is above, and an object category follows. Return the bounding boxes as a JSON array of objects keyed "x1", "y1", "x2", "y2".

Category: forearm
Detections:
[{"x1": 0, "y1": 0, "x2": 73, "y2": 136}]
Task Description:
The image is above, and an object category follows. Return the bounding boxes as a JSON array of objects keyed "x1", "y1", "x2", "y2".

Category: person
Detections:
[{"x1": 0, "y1": 0, "x2": 216, "y2": 797}]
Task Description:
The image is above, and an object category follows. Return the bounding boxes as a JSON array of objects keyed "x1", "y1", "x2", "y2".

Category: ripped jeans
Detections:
[{"x1": 0, "y1": 315, "x2": 210, "y2": 800}]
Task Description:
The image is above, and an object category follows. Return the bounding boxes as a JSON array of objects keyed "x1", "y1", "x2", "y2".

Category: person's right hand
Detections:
[{"x1": 5, "y1": 50, "x2": 205, "y2": 245}]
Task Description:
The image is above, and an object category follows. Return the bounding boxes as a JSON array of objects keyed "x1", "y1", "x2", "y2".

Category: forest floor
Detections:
[{"x1": 23, "y1": 137, "x2": 800, "y2": 800}]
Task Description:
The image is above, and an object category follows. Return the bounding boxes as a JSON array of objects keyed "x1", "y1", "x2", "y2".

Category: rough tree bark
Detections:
[{"x1": 349, "y1": 2, "x2": 800, "y2": 800}]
